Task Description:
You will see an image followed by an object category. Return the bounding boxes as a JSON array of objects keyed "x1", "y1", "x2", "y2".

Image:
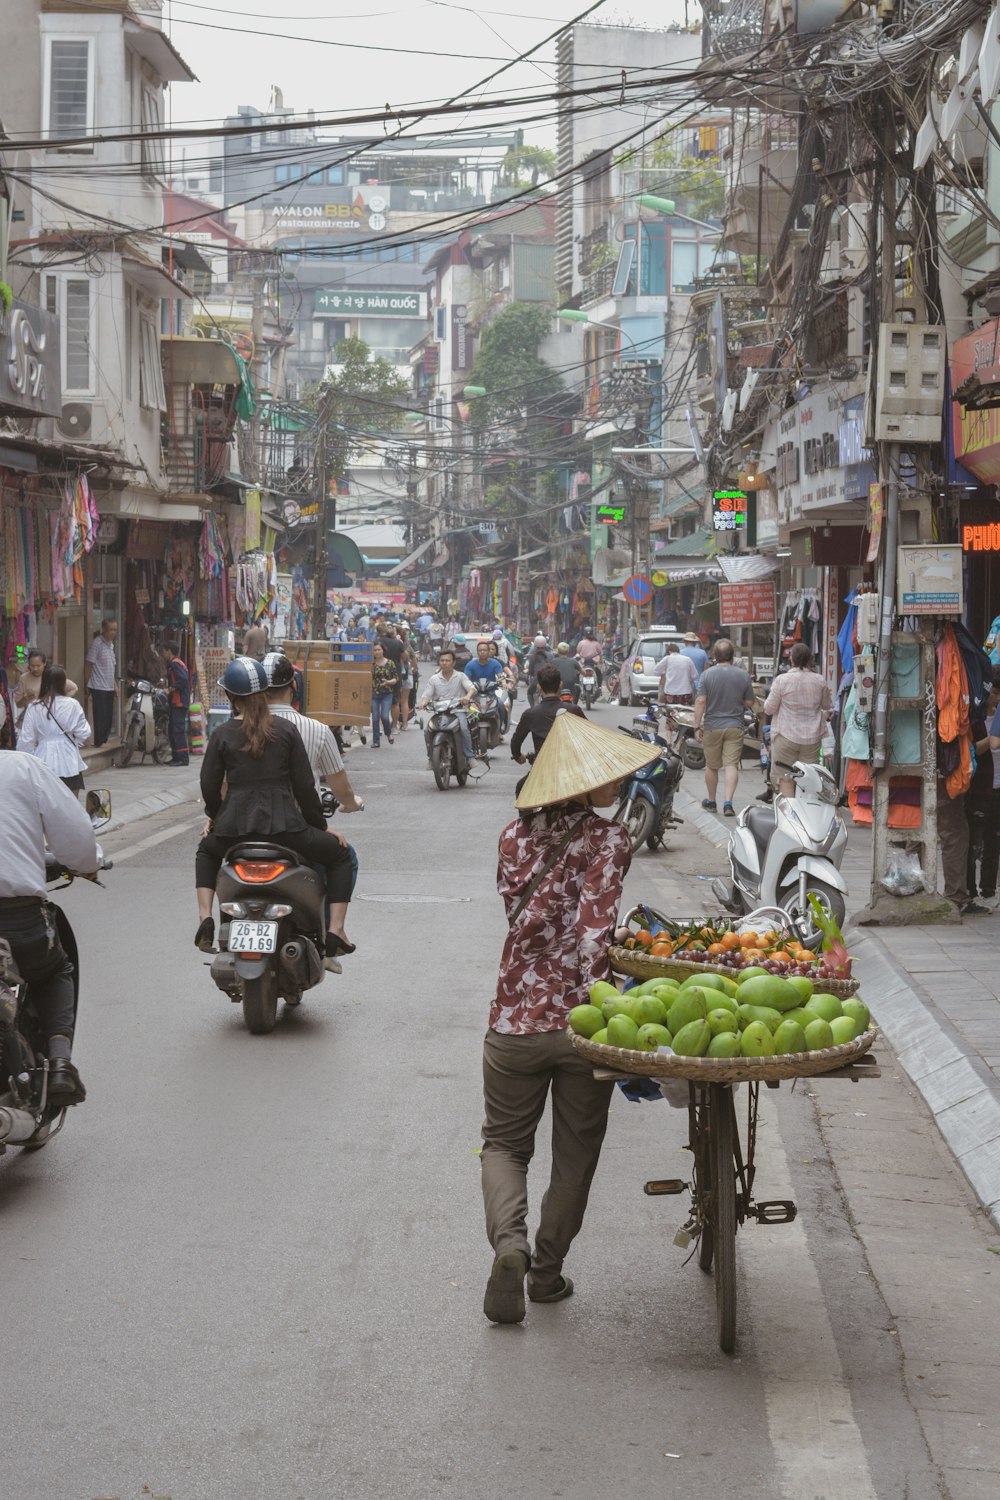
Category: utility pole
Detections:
[
  {"x1": 312, "y1": 383, "x2": 333, "y2": 640},
  {"x1": 865, "y1": 99, "x2": 940, "y2": 919}
]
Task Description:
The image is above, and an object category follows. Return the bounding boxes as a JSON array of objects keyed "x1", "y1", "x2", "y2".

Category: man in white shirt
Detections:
[
  {"x1": 262, "y1": 654, "x2": 364, "y2": 813},
  {"x1": 0, "y1": 754, "x2": 99, "y2": 1101},
  {"x1": 417, "y1": 647, "x2": 478, "y2": 762},
  {"x1": 84, "y1": 619, "x2": 118, "y2": 747},
  {"x1": 655, "y1": 643, "x2": 699, "y2": 705}
]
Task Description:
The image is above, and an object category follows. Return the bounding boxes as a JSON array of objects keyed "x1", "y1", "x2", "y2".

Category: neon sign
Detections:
[{"x1": 962, "y1": 523, "x2": 1000, "y2": 552}]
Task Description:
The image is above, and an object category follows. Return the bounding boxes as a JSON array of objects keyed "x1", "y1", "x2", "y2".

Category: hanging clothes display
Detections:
[{"x1": 778, "y1": 587, "x2": 822, "y2": 665}]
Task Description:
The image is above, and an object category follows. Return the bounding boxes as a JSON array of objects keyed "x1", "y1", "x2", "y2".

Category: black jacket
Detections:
[{"x1": 510, "y1": 697, "x2": 585, "y2": 759}]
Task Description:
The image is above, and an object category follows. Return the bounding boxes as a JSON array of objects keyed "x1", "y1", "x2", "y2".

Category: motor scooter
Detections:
[
  {"x1": 612, "y1": 706, "x2": 684, "y2": 852},
  {"x1": 425, "y1": 703, "x2": 482, "y2": 790},
  {"x1": 120, "y1": 671, "x2": 170, "y2": 767},
  {"x1": 473, "y1": 686, "x2": 503, "y2": 750},
  {"x1": 0, "y1": 791, "x2": 113, "y2": 1154},
  {"x1": 578, "y1": 661, "x2": 599, "y2": 709},
  {"x1": 209, "y1": 843, "x2": 330, "y2": 1034},
  {"x1": 711, "y1": 761, "x2": 848, "y2": 947}
]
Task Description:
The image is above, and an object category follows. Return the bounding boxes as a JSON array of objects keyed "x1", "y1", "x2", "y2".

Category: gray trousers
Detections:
[
  {"x1": 937, "y1": 786, "x2": 970, "y2": 905},
  {"x1": 481, "y1": 1028, "x2": 614, "y2": 1290}
]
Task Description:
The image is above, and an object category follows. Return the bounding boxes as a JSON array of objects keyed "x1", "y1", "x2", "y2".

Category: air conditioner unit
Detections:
[{"x1": 57, "y1": 403, "x2": 92, "y2": 439}]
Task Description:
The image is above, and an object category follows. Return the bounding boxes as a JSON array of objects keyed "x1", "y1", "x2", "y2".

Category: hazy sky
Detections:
[{"x1": 165, "y1": 0, "x2": 695, "y2": 134}]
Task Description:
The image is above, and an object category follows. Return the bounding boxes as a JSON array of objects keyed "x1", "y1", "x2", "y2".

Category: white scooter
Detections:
[{"x1": 711, "y1": 762, "x2": 848, "y2": 947}]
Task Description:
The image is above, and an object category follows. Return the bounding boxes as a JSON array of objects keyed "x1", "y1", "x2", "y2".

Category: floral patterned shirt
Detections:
[{"x1": 490, "y1": 808, "x2": 632, "y2": 1034}]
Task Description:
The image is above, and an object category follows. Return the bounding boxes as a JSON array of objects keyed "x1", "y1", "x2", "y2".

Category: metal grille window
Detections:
[
  {"x1": 65, "y1": 279, "x2": 93, "y2": 392},
  {"x1": 45, "y1": 38, "x2": 93, "y2": 144},
  {"x1": 139, "y1": 317, "x2": 166, "y2": 412}
]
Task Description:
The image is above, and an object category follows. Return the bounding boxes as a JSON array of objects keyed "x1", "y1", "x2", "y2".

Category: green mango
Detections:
[
  {"x1": 803, "y1": 1018, "x2": 835, "y2": 1051},
  {"x1": 708, "y1": 994, "x2": 740, "y2": 1016},
  {"x1": 707, "y1": 1008, "x2": 739, "y2": 1036},
  {"x1": 568, "y1": 1004, "x2": 605, "y2": 1038},
  {"x1": 606, "y1": 1014, "x2": 640, "y2": 1049},
  {"x1": 773, "y1": 1020, "x2": 808, "y2": 1055},
  {"x1": 632, "y1": 978, "x2": 672, "y2": 997},
  {"x1": 671, "y1": 1019, "x2": 711, "y2": 1056},
  {"x1": 680, "y1": 972, "x2": 728, "y2": 994},
  {"x1": 667, "y1": 989, "x2": 708, "y2": 1036},
  {"x1": 804, "y1": 994, "x2": 843, "y2": 1023},
  {"x1": 829, "y1": 1015, "x2": 858, "y2": 1046},
  {"x1": 636, "y1": 1023, "x2": 672, "y2": 1052},
  {"x1": 841, "y1": 997, "x2": 870, "y2": 1032},
  {"x1": 601, "y1": 995, "x2": 633, "y2": 1024},
  {"x1": 590, "y1": 1028, "x2": 608, "y2": 1045},
  {"x1": 740, "y1": 1021, "x2": 774, "y2": 1057},
  {"x1": 736, "y1": 974, "x2": 802, "y2": 1012},
  {"x1": 738, "y1": 966, "x2": 769, "y2": 983},
  {"x1": 738, "y1": 1003, "x2": 785, "y2": 1034},
  {"x1": 707, "y1": 1031, "x2": 742, "y2": 1059},
  {"x1": 782, "y1": 1007, "x2": 814, "y2": 1031},
  {"x1": 631, "y1": 994, "x2": 668, "y2": 1027},
  {"x1": 589, "y1": 980, "x2": 619, "y2": 1005}
]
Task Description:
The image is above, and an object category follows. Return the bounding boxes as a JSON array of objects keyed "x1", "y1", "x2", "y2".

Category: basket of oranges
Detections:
[{"x1": 610, "y1": 906, "x2": 859, "y2": 998}]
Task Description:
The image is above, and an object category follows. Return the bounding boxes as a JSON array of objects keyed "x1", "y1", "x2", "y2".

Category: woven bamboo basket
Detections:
[
  {"x1": 570, "y1": 1027, "x2": 877, "y2": 1084},
  {"x1": 608, "y1": 946, "x2": 860, "y2": 999}
]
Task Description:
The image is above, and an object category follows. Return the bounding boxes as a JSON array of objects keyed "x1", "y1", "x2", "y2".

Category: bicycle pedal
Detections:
[
  {"x1": 750, "y1": 1199, "x2": 797, "y2": 1225},
  {"x1": 644, "y1": 1178, "x2": 687, "y2": 1196}
]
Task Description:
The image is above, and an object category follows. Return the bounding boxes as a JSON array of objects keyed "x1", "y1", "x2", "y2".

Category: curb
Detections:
[
  {"x1": 674, "y1": 784, "x2": 1000, "y2": 1231},
  {"x1": 102, "y1": 778, "x2": 201, "y2": 834}
]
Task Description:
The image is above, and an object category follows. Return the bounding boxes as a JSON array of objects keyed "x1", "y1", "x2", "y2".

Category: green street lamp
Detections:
[
  {"x1": 556, "y1": 309, "x2": 591, "y2": 325},
  {"x1": 637, "y1": 193, "x2": 677, "y2": 215},
  {"x1": 463, "y1": 385, "x2": 487, "y2": 397},
  {"x1": 557, "y1": 309, "x2": 640, "y2": 357}
]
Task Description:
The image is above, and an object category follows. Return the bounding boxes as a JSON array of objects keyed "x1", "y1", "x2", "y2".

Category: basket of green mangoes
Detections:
[{"x1": 567, "y1": 968, "x2": 876, "y2": 1083}]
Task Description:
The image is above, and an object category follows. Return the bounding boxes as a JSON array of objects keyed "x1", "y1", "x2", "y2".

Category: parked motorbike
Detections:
[
  {"x1": 0, "y1": 791, "x2": 113, "y2": 1155},
  {"x1": 612, "y1": 706, "x2": 684, "y2": 852},
  {"x1": 120, "y1": 672, "x2": 170, "y2": 767},
  {"x1": 425, "y1": 703, "x2": 480, "y2": 790},
  {"x1": 661, "y1": 700, "x2": 705, "y2": 770},
  {"x1": 711, "y1": 761, "x2": 848, "y2": 947},
  {"x1": 578, "y1": 662, "x2": 599, "y2": 709},
  {"x1": 209, "y1": 843, "x2": 329, "y2": 1033},
  {"x1": 473, "y1": 686, "x2": 503, "y2": 750}
]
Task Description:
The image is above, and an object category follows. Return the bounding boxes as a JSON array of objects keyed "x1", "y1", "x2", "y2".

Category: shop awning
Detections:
[
  {"x1": 124, "y1": 255, "x2": 192, "y2": 301},
  {"x1": 512, "y1": 545, "x2": 550, "y2": 563},
  {"x1": 592, "y1": 545, "x2": 632, "y2": 588},
  {"x1": 383, "y1": 536, "x2": 436, "y2": 578},
  {"x1": 328, "y1": 531, "x2": 365, "y2": 574}
]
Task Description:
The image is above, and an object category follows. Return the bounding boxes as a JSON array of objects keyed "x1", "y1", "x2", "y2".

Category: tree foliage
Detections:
[
  {"x1": 466, "y1": 303, "x2": 562, "y2": 430},
  {"x1": 619, "y1": 132, "x2": 725, "y2": 223},
  {"x1": 310, "y1": 336, "x2": 408, "y2": 481},
  {"x1": 499, "y1": 143, "x2": 556, "y2": 189}
]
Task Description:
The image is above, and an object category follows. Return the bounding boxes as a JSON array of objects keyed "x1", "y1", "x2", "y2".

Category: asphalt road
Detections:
[{"x1": 0, "y1": 703, "x2": 985, "y2": 1499}]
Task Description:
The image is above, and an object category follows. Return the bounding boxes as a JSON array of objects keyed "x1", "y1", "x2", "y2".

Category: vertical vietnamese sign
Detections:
[
  {"x1": 452, "y1": 304, "x2": 469, "y2": 371},
  {"x1": 866, "y1": 482, "x2": 884, "y2": 563}
]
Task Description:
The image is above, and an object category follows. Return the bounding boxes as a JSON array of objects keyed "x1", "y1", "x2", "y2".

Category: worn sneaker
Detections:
[
  {"x1": 483, "y1": 1249, "x2": 529, "y2": 1324},
  {"x1": 961, "y1": 900, "x2": 991, "y2": 915}
]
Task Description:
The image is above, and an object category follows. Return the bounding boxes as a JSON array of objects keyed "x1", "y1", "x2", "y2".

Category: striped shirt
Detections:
[
  {"x1": 763, "y1": 668, "x2": 832, "y2": 742},
  {"x1": 269, "y1": 705, "x2": 343, "y2": 778}
]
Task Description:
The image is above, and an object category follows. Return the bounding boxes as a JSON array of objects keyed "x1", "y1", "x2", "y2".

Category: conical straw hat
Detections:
[{"x1": 515, "y1": 711, "x2": 660, "y2": 809}]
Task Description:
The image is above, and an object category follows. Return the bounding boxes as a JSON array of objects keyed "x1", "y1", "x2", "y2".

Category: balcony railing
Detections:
[{"x1": 582, "y1": 264, "x2": 615, "y2": 305}]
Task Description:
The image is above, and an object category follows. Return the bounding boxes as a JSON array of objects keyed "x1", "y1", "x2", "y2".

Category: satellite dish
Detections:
[
  {"x1": 980, "y1": 7, "x2": 1000, "y2": 105},
  {"x1": 740, "y1": 370, "x2": 760, "y2": 412},
  {"x1": 960, "y1": 23, "x2": 986, "y2": 81},
  {"x1": 941, "y1": 73, "x2": 978, "y2": 142},
  {"x1": 914, "y1": 104, "x2": 938, "y2": 171},
  {"x1": 721, "y1": 390, "x2": 738, "y2": 432}
]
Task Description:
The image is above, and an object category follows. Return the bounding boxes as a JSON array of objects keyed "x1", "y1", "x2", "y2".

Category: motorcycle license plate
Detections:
[{"x1": 227, "y1": 920, "x2": 279, "y2": 954}]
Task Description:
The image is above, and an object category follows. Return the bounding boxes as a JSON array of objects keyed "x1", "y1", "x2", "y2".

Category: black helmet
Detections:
[{"x1": 261, "y1": 651, "x2": 295, "y2": 689}]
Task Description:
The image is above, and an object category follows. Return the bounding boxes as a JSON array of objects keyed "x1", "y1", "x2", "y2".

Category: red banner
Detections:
[{"x1": 718, "y1": 580, "x2": 776, "y2": 625}]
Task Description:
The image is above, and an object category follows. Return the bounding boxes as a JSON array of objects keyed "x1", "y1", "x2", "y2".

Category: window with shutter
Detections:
[
  {"x1": 139, "y1": 317, "x2": 166, "y2": 413},
  {"x1": 45, "y1": 38, "x2": 93, "y2": 145},
  {"x1": 65, "y1": 280, "x2": 93, "y2": 393},
  {"x1": 141, "y1": 87, "x2": 165, "y2": 180}
]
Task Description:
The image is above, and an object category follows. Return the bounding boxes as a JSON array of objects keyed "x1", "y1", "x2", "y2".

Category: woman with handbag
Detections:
[
  {"x1": 480, "y1": 711, "x2": 658, "y2": 1325},
  {"x1": 16, "y1": 664, "x2": 90, "y2": 795}
]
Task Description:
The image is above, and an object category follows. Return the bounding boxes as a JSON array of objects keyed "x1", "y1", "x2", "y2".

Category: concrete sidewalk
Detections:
[
  {"x1": 88, "y1": 760, "x2": 202, "y2": 831},
  {"x1": 676, "y1": 765, "x2": 1000, "y2": 1231}
]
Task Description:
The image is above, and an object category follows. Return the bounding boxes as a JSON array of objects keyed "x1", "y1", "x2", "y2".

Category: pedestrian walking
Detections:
[
  {"x1": 693, "y1": 638, "x2": 755, "y2": 816},
  {"x1": 17, "y1": 664, "x2": 90, "y2": 796},
  {"x1": 370, "y1": 642, "x2": 398, "y2": 747},
  {"x1": 84, "y1": 619, "x2": 118, "y2": 747},
  {"x1": 654, "y1": 642, "x2": 698, "y2": 705},
  {"x1": 240, "y1": 623, "x2": 268, "y2": 659},
  {"x1": 480, "y1": 712, "x2": 658, "y2": 1325},
  {"x1": 762, "y1": 642, "x2": 832, "y2": 797},
  {"x1": 162, "y1": 639, "x2": 191, "y2": 767},
  {"x1": 680, "y1": 630, "x2": 709, "y2": 689}
]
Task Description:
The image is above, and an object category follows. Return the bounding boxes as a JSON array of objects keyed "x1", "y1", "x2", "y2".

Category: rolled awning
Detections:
[
  {"x1": 328, "y1": 532, "x2": 365, "y2": 574},
  {"x1": 383, "y1": 536, "x2": 435, "y2": 578}
]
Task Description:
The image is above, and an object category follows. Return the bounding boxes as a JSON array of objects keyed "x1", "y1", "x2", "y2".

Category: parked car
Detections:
[{"x1": 620, "y1": 628, "x2": 687, "y2": 705}]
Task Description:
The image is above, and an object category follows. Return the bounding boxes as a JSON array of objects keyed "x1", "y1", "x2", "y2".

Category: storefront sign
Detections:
[
  {"x1": 897, "y1": 544, "x2": 964, "y2": 615},
  {"x1": 314, "y1": 289, "x2": 426, "y2": 318},
  {"x1": 0, "y1": 299, "x2": 62, "y2": 419},
  {"x1": 962, "y1": 522, "x2": 1000, "y2": 551},
  {"x1": 596, "y1": 503, "x2": 626, "y2": 525},
  {"x1": 651, "y1": 570, "x2": 669, "y2": 587},
  {"x1": 718, "y1": 580, "x2": 776, "y2": 625},
  {"x1": 775, "y1": 384, "x2": 847, "y2": 520},
  {"x1": 840, "y1": 395, "x2": 876, "y2": 501},
  {"x1": 952, "y1": 319, "x2": 1000, "y2": 483},
  {"x1": 866, "y1": 482, "x2": 884, "y2": 562},
  {"x1": 452, "y1": 303, "x2": 470, "y2": 371},
  {"x1": 712, "y1": 489, "x2": 748, "y2": 532}
]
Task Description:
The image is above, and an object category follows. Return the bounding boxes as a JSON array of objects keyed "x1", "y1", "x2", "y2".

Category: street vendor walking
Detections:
[
  {"x1": 162, "y1": 639, "x2": 191, "y2": 767},
  {"x1": 481, "y1": 712, "x2": 658, "y2": 1325}
]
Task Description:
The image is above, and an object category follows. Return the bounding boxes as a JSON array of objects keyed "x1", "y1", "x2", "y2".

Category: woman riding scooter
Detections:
[{"x1": 193, "y1": 657, "x2": 355, "y2": 967}]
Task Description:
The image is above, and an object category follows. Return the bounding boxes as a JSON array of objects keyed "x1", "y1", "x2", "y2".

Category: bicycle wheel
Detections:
[
  {"x1": 695, "y1": 1094, "x2": 714, "y2": 1272},
  {"x1": 711, "y1": 1083, "x2": 737, "y2": 1353}
]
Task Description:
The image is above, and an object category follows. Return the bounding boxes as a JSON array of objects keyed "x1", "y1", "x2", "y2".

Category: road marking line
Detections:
[
  {"x1": 108, "y1": 816, "x2": 205, "y2": 862},
  {"x1": 740, "y1": 1092, "x2": 877, "y2": 1499}
]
